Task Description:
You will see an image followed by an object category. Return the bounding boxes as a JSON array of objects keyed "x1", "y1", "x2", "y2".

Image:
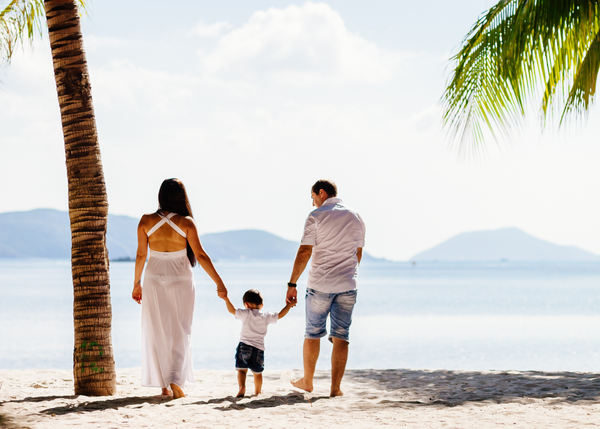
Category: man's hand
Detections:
[{"x1": 286, "y1": 286, "x2": 298, "y2": 306}]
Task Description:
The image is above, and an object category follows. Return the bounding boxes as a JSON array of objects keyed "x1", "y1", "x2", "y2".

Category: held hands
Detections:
[
  {"x1": 286, "y1": 286, "x2": 298, "y2": 307},
  {"x1": 132, "y1": 283, "x2": 142, "y2": 304},
  {"x1": 217, "y1": 284, "x2": 228, "y2": 299},
  {"x1": 287, "y1": 296, "x2": 297, "y2": 308}
]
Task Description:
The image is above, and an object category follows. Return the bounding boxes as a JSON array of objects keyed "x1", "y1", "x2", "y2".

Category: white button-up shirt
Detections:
[{"x1": 301, "y1": 198, "x2": 366, "y2": 293}]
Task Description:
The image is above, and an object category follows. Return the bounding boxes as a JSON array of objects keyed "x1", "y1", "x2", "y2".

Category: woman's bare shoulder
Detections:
[
  {"x1": 177, "y1": 215, "x2": 196, "y2": 227},
  {"x1": 139, "y1": 213, "x2": 158, "y2": 226}
]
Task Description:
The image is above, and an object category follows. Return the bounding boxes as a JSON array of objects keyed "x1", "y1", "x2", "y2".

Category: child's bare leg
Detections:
[
  {"x1": 253, "y1": 372, "x2": 263, "y2": 395},
  {"x1": 237, "y1": 370, "x2": 247, "y2": 397}
]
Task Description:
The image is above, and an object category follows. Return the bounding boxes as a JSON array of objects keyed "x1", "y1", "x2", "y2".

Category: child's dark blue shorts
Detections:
[{"x1": 235, "y1": 342, "x2": 264, "y2": 373}]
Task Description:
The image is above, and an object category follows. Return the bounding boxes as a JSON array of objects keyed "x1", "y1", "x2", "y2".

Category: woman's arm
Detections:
[
  {"x1": 132, "y1": 217, "x2": 148, "y2": 304},
  {"x1": 184, "y1": 217, "x2": 227, "y2": 298}
]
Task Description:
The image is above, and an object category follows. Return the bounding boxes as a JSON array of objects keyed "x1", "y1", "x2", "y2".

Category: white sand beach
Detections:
[{"x1": 1, "y1": 368, "x2": 599, "y2": 428}]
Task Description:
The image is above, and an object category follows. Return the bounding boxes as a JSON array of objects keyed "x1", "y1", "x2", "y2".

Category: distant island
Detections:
[
  {"x1": 411, "y1": 227, "x2": 600, "y2": 261},
  {"x1": 0, "y1": 209, "x2": 380, "y2": 262}
]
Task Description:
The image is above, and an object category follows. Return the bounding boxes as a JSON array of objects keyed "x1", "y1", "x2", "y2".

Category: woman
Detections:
[{"x1": 132, "y1": 178, "x2": 227, "y2": 398}]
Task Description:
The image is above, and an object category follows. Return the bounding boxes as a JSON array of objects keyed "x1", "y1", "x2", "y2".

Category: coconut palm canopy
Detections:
[
  {"x1": 443, "y1": 0, "x2": 600, "y2": 152},
  {"x1": 0, "y1": 0, "x2": 86, "y2": 65}
]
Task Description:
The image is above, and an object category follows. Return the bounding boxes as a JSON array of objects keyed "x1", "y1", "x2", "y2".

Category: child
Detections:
[{"x1": 223, "y1": 289, "x2": 294, "y2": 397}]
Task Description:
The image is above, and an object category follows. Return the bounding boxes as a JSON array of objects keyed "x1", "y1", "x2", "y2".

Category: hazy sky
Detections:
[{"x1": 1, "y1": 0, "x2": 599, "y2": 260}]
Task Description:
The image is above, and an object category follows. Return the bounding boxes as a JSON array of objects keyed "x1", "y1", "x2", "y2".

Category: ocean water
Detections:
[{"x1": 1, "y1": 259, "x2": 599, "y2": 372}]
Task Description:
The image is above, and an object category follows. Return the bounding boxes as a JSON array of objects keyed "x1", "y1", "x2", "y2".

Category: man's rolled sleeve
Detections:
[{"x1": 300, "y1": 215, "x2": 316, "y2": 246}]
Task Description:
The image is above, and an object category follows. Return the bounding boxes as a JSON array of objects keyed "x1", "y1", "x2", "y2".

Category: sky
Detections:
[{"x1": 1, "y1": 0, "x2": 599, "y2": 261}]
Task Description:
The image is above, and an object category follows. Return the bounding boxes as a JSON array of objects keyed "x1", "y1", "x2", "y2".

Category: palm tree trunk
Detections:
[{"x1": 44, "y1": 0, "x2": 116, "y2": 396}]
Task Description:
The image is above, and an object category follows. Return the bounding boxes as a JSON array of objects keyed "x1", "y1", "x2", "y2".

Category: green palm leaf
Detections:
[
  {"x1": 0, "y1": 0, "x2": 86, "y2": 66},
  {"x1": 443, "y1": 0, "x2": 600, "y2": 151}
]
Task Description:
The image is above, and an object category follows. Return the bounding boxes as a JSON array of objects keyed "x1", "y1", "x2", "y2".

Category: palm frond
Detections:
[
  {"x1": 0, "y1": 0, "x2": 87, "y2": 66},
  {"x1": 563, "y1": 27, "x2": 600, "y2": 119},
  {"x1": 443, "y1": 0, "x2": 600, "y2": 151}
]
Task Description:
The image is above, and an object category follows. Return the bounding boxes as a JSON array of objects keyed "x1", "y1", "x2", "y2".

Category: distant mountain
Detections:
[
  {"x1": 0, "y1": 209, "x2": 379, "y2": 261},
  {"x1": 0, "y1": 209, "x2": 139, "y2": 260},
  {"x1": 411, "y1": 227, "x2": 600, "y2": 261}
]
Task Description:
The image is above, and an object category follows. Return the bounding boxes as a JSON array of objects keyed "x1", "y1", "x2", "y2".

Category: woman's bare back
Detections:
[{"x1": 141, "y1": 212, "x2": 189, "y2": 252}]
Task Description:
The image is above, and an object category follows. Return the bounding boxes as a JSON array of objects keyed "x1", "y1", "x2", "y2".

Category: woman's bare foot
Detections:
[
  {"x1": 161, "y1": 388, "x2": 172, "y2": 396},
  {"x1": 330, "y1": 388, "x2": 344, "y2": 397},
  {"x1": 291, "y1": 377, "x2": 313, "y2": 392},
  {"x1": 236, "y1": 387, "x2": 245, "y2": 398},
  {"x1": 170, "y1": 383, "x2": 185, "y2": 399}
]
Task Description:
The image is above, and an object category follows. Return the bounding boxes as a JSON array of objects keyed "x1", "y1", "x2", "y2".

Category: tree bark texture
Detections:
[{"x1": 44, "y1": 0, "x2": 116, "y2": 396}]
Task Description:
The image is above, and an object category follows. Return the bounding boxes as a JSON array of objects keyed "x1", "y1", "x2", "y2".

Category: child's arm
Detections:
[
  {"x1": 277, "y1": 297, "x2": 295, "y2": 320},
  {"x1": 223, "y1": 296, "x2": 236, "y2": 315}
]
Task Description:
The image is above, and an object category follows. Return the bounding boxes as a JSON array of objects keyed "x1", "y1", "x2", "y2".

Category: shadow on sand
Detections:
[
  {"x1": 187, "y1": 391, "x2": 329, "y2": 411},
  {"x1": 34, "y1": 395, "x2": 171, "y2": 416},
  {"x1": 345, "y1": 369, "x2": 600, "y2": 407}
]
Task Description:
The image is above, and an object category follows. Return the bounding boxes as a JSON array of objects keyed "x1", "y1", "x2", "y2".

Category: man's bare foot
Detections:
[
  {"x1": 236, "y1": 387, "x2": 245, "y2": 398},
  {"x1": 170, "y1": 383, "x2": 185, "y2": 399},
  {"x1": 291, "y1": 377, "x2": 313, "y2": 392},
  {"x1": 161, "y1": 388, "x2": 172, "y2": 396},
  {"x1": 330, "y1": 388, "x2": 344, "y2": 397}
]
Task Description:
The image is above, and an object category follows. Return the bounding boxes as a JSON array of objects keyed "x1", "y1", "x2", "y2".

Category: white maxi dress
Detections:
[{"x1": 141, "y1": 212, "x2": 195, "y2": 388}]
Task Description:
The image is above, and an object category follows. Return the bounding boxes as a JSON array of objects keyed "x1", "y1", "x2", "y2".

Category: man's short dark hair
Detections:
[
  {"x1": 243, "y1": 289, "x2": 263, "y2": 306},
  {"x1": 312, "y1": 180, "x2": 337, "y2": 198}
]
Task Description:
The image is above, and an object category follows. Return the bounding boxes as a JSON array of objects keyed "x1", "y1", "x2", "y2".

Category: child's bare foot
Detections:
[
  {"x1": 170, "y1": 383, "x2": 185, "y2": 399},
  {"x1": 236, "y1": 387, "x2": 245, "y2": 398},
  {"x1": 330, "y1": 388, "x2": 344, "y2": 397},
  {"x1": 291, "y1": 377, "x2": 313, "y2": 392},
  {"x1": 161, "y1": 388, "x2": 172, "y2": 396}
]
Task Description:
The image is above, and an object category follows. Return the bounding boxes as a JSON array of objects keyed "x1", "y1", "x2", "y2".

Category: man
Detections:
[{"x1": 286, "y1": 179, "x2": 366, "y2": 397}]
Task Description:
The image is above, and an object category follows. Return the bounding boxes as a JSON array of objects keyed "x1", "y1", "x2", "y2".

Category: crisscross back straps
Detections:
[{"x1": 146, "y1": 212, "x2": 187, "y2": 238}]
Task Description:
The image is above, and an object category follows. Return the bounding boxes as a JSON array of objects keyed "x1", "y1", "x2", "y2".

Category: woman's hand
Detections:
[
  {"x1": 217, "y1": 284, "x2": 227, "y2": 299},
  {"x1": 132, "y1": 283, "x2": 142, "y2": 304}
]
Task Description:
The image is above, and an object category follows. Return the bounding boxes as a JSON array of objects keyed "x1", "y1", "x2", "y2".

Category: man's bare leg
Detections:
[
  {"x1": 253, "y1": 373, "x2": 263, "y2": 395},
  {"x1": 330, "y1": 338, "x2": 349, "y2": 397},
  {"x1": 237, "y1": 370, "x2": 247, "y2": 397},
  {"x1": 291, "y1": 338, "x2": 320, "y2": 392}
]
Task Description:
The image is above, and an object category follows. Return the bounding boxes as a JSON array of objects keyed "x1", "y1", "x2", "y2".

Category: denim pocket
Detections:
[
  {"x1": 256, "y1": 350, "x2": 264, "y2": 368},
  {"x1": 240, "y1": 344, "x2": 253, "y2": 362}
]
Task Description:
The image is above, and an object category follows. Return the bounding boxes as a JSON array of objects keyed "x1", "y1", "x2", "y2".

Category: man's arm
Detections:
[
  {"x1": 357, "y1": 247, "x2": 363, "y2": 264},
  {"x1": 286, "y1": 245, "x2": 313, "y2": 304}
]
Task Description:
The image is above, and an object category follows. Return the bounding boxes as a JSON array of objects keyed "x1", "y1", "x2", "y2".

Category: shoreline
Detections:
[{"x1": 1, "y1": 368, "x2": 599, "y2": 428}]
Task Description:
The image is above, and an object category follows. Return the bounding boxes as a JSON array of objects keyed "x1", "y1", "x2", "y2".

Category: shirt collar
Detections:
[{"x1": 322, "y1": 197, "x2": 342, "y2": 206}]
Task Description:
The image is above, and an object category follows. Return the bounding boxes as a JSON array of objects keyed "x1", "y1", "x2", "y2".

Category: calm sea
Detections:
[{"x1": 1, "y1": 259, "x2": 599, "y2": 371}]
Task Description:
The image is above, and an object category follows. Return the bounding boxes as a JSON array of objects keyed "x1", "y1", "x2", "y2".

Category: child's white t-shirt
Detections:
[{"x1": 235, "y1": 308, "x2": 278, "y2": 351}]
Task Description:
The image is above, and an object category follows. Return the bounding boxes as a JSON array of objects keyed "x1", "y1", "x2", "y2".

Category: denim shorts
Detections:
[
  {"x1": 305, "y1": 288, "x2": 357, "y2": 342},
  {"x1": 235, "y1": 342, "x2": 265, "y2": 373}
]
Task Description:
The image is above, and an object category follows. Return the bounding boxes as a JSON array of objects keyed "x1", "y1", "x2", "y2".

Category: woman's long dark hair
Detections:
[{"x1": 157, "y1": 178, "x2": 196, "y2": 267}]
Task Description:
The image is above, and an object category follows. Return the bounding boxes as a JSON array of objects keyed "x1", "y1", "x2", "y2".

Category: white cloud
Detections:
[
  {"x1": 200, "y1": 2, "x2": 401, "y2": 86},
  {"x1": 90, "y1": 60, "x2": 197, "y2": 115},
  {"x1": 84, "y1": 35, "x2": 127, "y2": 52},
  {"x1": 191, "y1": 21, "x2": 232, "y2": 38}
]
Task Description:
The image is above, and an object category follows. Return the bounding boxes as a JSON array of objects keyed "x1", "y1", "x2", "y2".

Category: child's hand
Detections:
[
  {"x1": 287, "y1": 296, "x2": 296, "y2": 307},
  {"x1": 217, "y1": 284, "x2": 228, "y2": 299}
]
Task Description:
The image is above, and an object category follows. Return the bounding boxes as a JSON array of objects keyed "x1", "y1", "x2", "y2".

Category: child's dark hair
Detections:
[{"x1": 243, "y1": 289, "x2": 263, "y2": 306}]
